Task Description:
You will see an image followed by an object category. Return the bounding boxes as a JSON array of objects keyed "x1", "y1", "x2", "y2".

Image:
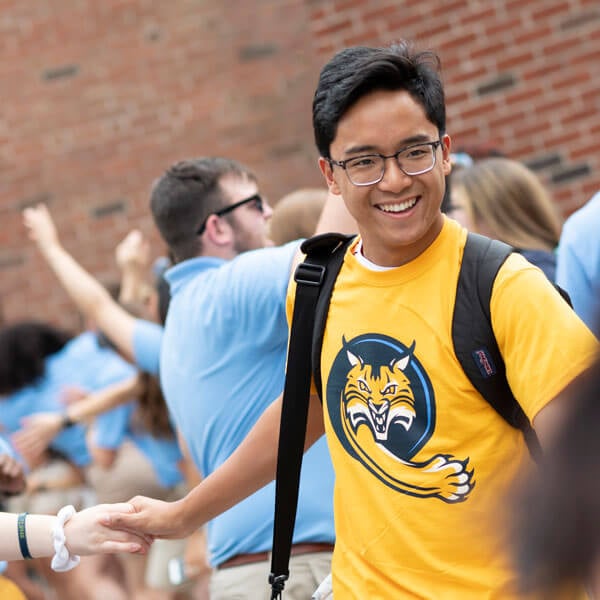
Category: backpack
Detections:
[{"x1": 269, "y1": 231, "x2": 567, "y2": 599}]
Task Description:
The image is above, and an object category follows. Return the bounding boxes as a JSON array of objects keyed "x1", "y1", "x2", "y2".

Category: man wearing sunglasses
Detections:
[{"x1": 142, "y1": 157, "x2": 336, "y2": 600}]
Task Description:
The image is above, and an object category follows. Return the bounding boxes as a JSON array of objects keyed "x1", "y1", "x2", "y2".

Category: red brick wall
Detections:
[{"x1": 2, "y1": 0, "x2": 599, "y2": 328}]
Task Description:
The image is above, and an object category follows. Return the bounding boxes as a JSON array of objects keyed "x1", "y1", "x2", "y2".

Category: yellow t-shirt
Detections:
[
  {"x1": 0, "y1": 576, "x2": 26, "y2": 600},
  {"x1": 287, "y1": 218, "x2": 598, "y2": 599}
]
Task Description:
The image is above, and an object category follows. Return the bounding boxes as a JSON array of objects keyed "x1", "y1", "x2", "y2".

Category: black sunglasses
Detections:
[{"x1": 196, "y1": 194, "x2": 264, "y2": 235}]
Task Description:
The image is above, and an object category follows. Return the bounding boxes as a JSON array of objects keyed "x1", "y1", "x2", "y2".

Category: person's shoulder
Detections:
[
  {"x1": 243, "y1": 239, "x2": 302, "y2": 260},
  {"x1": 53, "y1": 331, "x2": 94, "y2": 360},
  {"x1": 133, "y1": 318, "x2": 163, "y2": 339},
  {"x1": 563, "y1": 191, "x2": 600, "y2": 231},
  {"x1": 495, "y1": 252, "x2": 549, "y2": 285},
  {"x1": 229, "y1": 240, "x2": 302, "y2": 274}
]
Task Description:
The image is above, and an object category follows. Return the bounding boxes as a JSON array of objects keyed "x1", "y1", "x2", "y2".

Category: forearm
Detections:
[
  {"x1": 178, "y1": 392, "x2": 324, "y2": 532},
  {"x1": 118, "y1": 268, "x2": 148, "y2": 307},
  {"x1": 68, "y1": 374, "x2": 142, "y2": 425},
  {"x1": 39, "y1": 242, "x2": 136, "y2": 360},
  {"x1": 0, "y1": 512, "x2": 56, "y2": 560},
  {"x1": 41, "y1": 242, "x2": 112, "y2": 322}
]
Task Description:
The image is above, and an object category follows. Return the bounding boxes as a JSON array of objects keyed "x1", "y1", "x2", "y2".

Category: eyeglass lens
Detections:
[{"x1": 346, "y1": 143, "x2": 436, "y2": 185}]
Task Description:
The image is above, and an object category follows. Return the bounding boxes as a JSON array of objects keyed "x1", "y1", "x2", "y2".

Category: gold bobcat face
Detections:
[{"x1": 344, "y1": 349, "x2": 416, "y2": 442}]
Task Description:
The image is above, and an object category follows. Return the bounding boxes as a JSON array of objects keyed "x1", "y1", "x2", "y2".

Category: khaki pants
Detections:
[
  {"x1": 210, "y1": 551, "x2": 332, "y2": 600},
  {"x1": 85, "y1": 441, "x2": 174, "y2": 504}
]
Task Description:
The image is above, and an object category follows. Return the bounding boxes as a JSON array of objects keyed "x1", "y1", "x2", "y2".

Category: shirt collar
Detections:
[{"x1": 165, "y1": 256, "x2": 226, "y2": 296}]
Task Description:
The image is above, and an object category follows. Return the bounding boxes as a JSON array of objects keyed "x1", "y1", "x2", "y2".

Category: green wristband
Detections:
[{"x1": 17, "y1": 512, "x2": 33, "y2": 559}]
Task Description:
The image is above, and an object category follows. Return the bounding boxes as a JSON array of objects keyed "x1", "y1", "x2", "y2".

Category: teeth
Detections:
[{"x1": 379, "y1": 198, "x2": 417, "y2": 213}]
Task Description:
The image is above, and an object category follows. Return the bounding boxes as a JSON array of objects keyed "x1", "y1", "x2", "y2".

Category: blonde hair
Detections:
[
  {"x1": 452, "y1": 158, "x2": 562, "y2": 251},
  {"x1": 269, "y1": 188, "x2": 328, "y2": 245}
]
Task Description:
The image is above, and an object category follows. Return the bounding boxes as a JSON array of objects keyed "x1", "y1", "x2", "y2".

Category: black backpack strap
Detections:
[
  {"x1": 453, "y1": 232, "x2": 541, "y2": 459},
  {"x1": 269, "y1": 233, "x2": 354, "y2": 599},
  {"x1": 311, "y1": 235, "x2": 356, "y2": 400}
]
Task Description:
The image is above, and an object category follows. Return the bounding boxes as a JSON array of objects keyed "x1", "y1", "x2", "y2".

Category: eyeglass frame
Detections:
[
  {"x1": 196, "y1": 193, "x2": 264, "y2": 235},
  {"x1": 327, "y1": 140, "x2": 443, "y2": 187}
]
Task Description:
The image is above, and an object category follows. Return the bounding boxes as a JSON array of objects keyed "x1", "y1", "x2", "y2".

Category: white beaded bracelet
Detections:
[{"x1": 51, "y1": 505, "x2": 81, "y2": 572}]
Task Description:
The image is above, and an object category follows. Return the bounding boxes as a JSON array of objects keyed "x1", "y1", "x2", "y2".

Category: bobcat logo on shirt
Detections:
[{"x1": 327, "y1": 334, "x2": 473, "y2": 503}]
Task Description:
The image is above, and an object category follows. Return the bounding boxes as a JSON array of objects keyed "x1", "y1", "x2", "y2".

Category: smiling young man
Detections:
[{"x1": 107, "y1": 45, "x2": 599, "y2": 598}]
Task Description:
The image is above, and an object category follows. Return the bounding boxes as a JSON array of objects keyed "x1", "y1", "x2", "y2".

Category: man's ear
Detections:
[
  {"x1": 203, "y1": 214, "x2": 233, "y2": 247},
  {"x1": 441, "y1": 134, "x2": 452, "y2": 177},
  {"x1": 318, "y1": 157, "x2": 341, "y2": 195}
]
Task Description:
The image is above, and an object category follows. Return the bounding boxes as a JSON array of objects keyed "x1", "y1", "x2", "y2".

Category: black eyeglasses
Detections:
[
  {"x1": 328, "y1": 140, "x2": 442, "y2": 186},
  {"x1": 196, "y1": 194, "x2": 264, "y2": 235}
]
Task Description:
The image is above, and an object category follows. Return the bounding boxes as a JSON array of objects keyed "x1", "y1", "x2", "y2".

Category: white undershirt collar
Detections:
[{"x1": 352, "y1": 239, "x2": 397, "y2": 271}]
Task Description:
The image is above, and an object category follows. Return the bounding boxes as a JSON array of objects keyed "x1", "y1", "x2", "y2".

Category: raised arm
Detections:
[
  {"x1": 22, "y1": 204, "x2": 136, "y2": 361},
  {"x1": 105, "y1": 391, "x2": 325, "y2": 539},
  {"x1": 114, "y1": 229, "x2": 153, "y2": 312},
  {"x1": 314, "y1": 190, "x2": 357, "y2": 236}
]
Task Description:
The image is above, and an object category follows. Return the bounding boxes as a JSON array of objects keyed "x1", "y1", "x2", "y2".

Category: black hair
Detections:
[
  {"x1": 0, "y1": 321, "x2": 72, "y2": 395},
  {"x1": 149, "y1": 157, "x2": 255, "y2": 263},
  {"x1": 156, "y1": 273, "x2": 171, "y2": 326},
  {"x1": 312, "y1": 41, "x2": 446, "y2": 158}
]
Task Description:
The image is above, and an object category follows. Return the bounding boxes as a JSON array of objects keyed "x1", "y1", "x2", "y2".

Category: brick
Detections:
[
  {"x1": 521, "y1": 60, "x2": 564, "y2": 80},
  {"x1": 569, "y1": 141, "x2": 600, "y2": 161},
  {"x1": 313, "y1": 18, "x2": 353, "y2": 36},
  {"x1": 543, "y1": 35, "x2": 586, "y2": 56},
  {"x1": 504, "y1": 86, "x2": 544, "y2": 106},
  {"x1": 531, "y1": 1, "x2": 571, "y2": 21},
  {"x1": 496, "y1": 50, "x2": 535, "y2": 71},
  {"x1": 513, "y1": 25, "x2": 553, "y2": 45},
  {"x1": 485, "y1": 17, "x2": 522, "y2": 38},
  {"x1": 551, "y1": 71, "x2": 591, "y2": 91}
]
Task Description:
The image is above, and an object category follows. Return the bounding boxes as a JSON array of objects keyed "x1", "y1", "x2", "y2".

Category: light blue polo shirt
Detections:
[
  {"x1": 132, "y1": 320, "x2": 163, "y2": 377},
  {"x1": 0, "y1": 332, "x2": 136, "y2": 466},
  {"x1": 556, "y1": 191, "x2": 600, "y2": 333},
  {"x1": 160, "y1": 242, "x2": 335, "y2": 567}
]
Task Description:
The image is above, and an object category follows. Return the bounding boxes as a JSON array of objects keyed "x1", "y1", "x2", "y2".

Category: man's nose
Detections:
[
  {"x1": 377, "y1": 158, "x2": 412, "y2": 192},
  {"x1": 262, "y1": 200, "x2": 274, "y2": 219}
]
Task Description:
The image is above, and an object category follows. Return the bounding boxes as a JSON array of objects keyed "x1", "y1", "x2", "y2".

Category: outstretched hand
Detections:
[
  {"x1": 0, "y1": 453, "x2": 26, "y2": 496},
  {"x1": 65, "y1": 503, "x2": 154, "y2": 556},
  {"x1": 101, "y1": 495, "x2": 193, "y2": 540},
  {"x1": 22, "y1": 203, "x2": 60, "y2": 249},
  {"x1": 115, "y1": 230, "x2": 150, "y2": 273},
  {"x1": 12, "y1": 412, "x2": 63, "y2": 468}
]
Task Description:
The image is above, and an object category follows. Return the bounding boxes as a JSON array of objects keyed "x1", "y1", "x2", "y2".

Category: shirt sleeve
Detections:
[
  {"x1": 132, "y1": 319, "x2": 163, "y2": 376},
  {"x1": 492, "y1": 253, "x2": 599, "y2": 421},
  {"x1": 226, "y1": 240, "x2": 302, "y2": 332},
  {"x1": 92, "y1": 403, "x2": 134, "y2": 449},
  {"x1": 556, "y1": 222, "x2": 598, "y2": 331}
]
